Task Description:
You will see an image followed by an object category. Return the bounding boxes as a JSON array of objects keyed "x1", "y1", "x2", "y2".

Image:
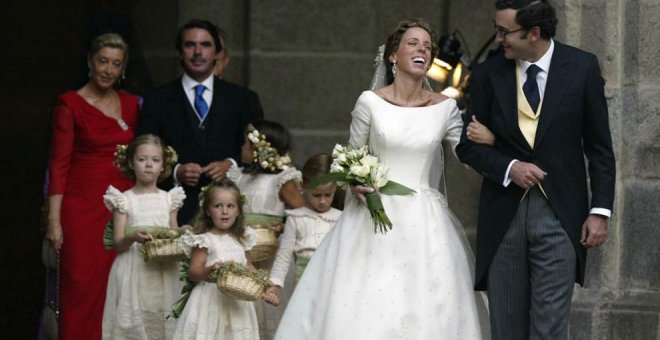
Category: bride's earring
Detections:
[{"x1": 391, "y1": 61, "x2": 397, "y2": 78}]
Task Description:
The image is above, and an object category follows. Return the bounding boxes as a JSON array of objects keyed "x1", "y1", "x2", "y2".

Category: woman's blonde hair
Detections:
[
  {"x1": 88, "y1": 32, "x2": 129, "y2": 62},
  {"x1": 114, "y1": 134, "x2": 177, "y2": 182}
]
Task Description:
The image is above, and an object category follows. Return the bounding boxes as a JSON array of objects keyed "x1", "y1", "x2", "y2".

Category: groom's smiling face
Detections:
[{"x1": 494, "y1": 9, "x2": 536, "y2": 61}]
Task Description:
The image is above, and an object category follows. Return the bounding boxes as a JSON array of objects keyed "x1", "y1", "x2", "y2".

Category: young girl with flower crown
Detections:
[
  {"x1": 226, "y1": 119, "x2": 304, "y2": 340},
  {"x1": 101, "y1": 134, "x2": 185, "y2": 340},
  {"x1": 263, "y1": 153, "x2": 341, "y2": 306},
  {"x1": 173, "y1": 178, "x2": 260, "y2": 340}
]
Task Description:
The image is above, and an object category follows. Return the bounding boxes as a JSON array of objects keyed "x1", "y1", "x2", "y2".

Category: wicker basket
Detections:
[
  {"x1": 141, "y1": 238, "x2": 185, "y2": 262},
  {"x1": 216, "y1": 268, "x2": 267, "y2": 301},
  {"x1": 246, "y1": 228, "x2": 278, "y2": 262}
]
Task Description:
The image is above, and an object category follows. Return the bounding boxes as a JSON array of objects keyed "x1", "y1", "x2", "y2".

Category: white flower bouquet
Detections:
[{"x1": 310, "y1": 144, "x2": 415, "y2": 234}]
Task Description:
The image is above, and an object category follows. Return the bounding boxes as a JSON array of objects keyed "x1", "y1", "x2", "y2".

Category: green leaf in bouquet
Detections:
[
  {"x1": 365, "y1": 192, "x2": 392, "y2": 234},
  {"x1": 379, "y1": 180, "x2": 416, "y2": 195},
  {"x1": 308, "y1": 172, "x2": 349, "y2": 189}
]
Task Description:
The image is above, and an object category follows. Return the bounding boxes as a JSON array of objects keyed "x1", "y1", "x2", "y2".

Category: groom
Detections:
[{"x1": 456, "y1": 1, "x2": 615, "y2": 339}]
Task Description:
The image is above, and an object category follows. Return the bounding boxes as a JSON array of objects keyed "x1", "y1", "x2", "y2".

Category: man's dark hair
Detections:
[
  {"x1": 495, "y1": 0, "x2": 558, "y2": 39},
  {"x1": 175, "y1": 19, "x2": 223, "y2": 53}
]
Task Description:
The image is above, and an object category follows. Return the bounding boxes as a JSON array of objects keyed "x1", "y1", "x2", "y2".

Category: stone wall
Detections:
[{"x1": 558, "y1": 0, "x2": 660, "y2": 339}]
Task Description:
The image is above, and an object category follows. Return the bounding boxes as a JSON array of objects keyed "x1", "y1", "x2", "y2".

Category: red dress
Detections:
[{"x1": 48, "y1": 91, "x2": 138, "y2": 340}]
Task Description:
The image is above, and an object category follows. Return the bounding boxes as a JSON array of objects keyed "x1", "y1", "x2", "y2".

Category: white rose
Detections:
[
  {"x1": 372, "y1": 164, "x2": 389, "y2": 188},
  {"x1": 330, "y1": 162, "x2": 344, "y2": 173},
  {"x1": 248, "y1": 131, "x2": 260, "y2": 143},
  {"x1": 336, "y1": 153, "x2": 347, "y2": 163},
  {"x1": 361, "y1": 155, "x2": 379, "y2": 169},
  {"x1": 260, "y1": 161, "x2": 269, "y2": 169},
  {"x1": 358, "y1": 145, "x2": 369, "y2": 157},
  {"x1": 347, "y1": 149, "x2": 361, "y2": 161},
  {"x1": 332, "y1": 144, "x2": 344, "y2": 157},
  {"x1": 349, "y1": 163, "x2": 371, "y2": 178}
]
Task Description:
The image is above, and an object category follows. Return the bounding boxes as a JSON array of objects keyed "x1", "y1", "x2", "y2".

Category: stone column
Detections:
[{"x1": 552, "y1": 0, "x2": 660, "y2": 339}]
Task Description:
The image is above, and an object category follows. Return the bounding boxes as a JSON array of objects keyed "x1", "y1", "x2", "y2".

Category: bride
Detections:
[{"x1": 275, "y1": 18, "x2": 491, "y2": 339}]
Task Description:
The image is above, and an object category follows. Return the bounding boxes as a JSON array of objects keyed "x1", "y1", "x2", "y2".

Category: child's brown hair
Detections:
[{"x1": 192, "y1": 178, "x2": 247, "y2": 242}]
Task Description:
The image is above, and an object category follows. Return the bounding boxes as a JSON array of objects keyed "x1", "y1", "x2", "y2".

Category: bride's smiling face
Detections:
[{"x1": 389, "y1": 27, "x2": 433, "y2": 78}]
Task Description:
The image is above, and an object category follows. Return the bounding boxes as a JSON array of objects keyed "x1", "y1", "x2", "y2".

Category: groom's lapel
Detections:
[
  {"x1": 533, "y1": 43, "x2": 575, "y2": 149},
  {"x1": 492, "y1": 59, "x2": 531, "y2": 152}
]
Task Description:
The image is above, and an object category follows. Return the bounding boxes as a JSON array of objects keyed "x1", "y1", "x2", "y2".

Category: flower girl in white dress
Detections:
[
  {"x1": 226, "y1": 120, "x2": 305, "y2": 339},
  {"x1": 263, "y1": 153, "x2": 341, "y2": 306},
  {"x1": 173, "y1": 178, "x2": 260, "y2": 340},
  {"x1": 102, "y1": 134, "x2": 185, "y2": 340}
]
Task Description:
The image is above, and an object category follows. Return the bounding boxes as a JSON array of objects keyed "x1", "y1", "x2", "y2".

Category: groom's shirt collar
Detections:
[{"x1": 518, "y1": 39, "x2": 554, "y2": 97}]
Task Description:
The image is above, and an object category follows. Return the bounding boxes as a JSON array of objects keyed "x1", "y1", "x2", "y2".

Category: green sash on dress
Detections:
[
  {"x1": 295, "y1": 257, "x2": 311, "y2": 280},
  {"x1": 103, "y1": 222, "x2": 171, "y2": 249},
  {"x1": 243, "y1": 213, "x2": 284, "y2": 229}
]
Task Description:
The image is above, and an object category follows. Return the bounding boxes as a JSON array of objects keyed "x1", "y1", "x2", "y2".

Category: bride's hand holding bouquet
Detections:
[{"x1": 309, "y1": 144, "x2": 415, "y2": 234}]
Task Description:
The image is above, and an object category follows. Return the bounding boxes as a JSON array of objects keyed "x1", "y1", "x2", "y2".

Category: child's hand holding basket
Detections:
[
  {"x1": 140, "y1": 227, "x2": 187, "y2": 262},
  {"x1": 213, "y1": 262, "x2": 270, "y2": 301}
]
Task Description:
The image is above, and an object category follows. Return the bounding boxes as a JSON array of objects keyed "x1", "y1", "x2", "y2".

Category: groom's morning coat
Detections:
[{"x1": 456, "y1": 41, "x2": 615, "y2": 290}]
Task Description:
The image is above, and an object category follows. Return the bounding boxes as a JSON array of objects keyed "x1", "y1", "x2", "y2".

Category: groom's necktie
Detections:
[
  {"x1": 523, "y1": 64, "x2": 541, "y2": 113},
  {"x1": 194, "y1": 84, "x2": 209, "y2": 120}
]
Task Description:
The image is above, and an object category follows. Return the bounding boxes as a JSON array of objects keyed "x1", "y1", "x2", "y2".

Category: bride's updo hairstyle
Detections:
[{"x1": 384, "y1": 18, "x2": 438, "y2": 85}]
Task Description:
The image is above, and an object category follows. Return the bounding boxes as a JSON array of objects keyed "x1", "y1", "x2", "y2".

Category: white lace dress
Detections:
[
  {"x1": 269, "y1": 207, "x2": 342, "y2": 286},
  {"x1": 275, "y1": 91, "x2": 489, "y2": 340},
  {"x1": 101, "y1": 186, "x2": 185, "y2": 340},
  {"x1": 173, "y1": 230, "x2": 260, "y2": 340},
  {"x1": 227, "y1": 166, "x2": 302, "y2": 340}
]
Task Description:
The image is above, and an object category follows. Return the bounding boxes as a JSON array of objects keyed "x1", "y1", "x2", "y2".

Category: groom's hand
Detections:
[
  {"x1": 509, "y1": 161, "x2": 547, "y2": 190},
  {"x1": 580, "y1": 214, "x2": 608, "y2": 248}
]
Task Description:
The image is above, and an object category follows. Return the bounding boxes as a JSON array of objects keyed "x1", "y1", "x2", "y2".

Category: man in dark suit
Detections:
[
  {"x1": 456, "y1": 1, "x2": 615, "y2": 339},
  {"x1": 138, "y1": 19, "x2": 263, "y2": 224}
]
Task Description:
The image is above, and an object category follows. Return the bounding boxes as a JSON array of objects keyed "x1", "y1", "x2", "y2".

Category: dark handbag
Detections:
[
  {"x1": 41, "y1": 240, "x2": 59, "y2": 340},
  {"x1": 42, "y1": 239, "x2": 57, "y2": 269}
]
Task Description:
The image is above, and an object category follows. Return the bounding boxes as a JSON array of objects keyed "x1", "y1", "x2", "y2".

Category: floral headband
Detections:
[
  {"x1": 198, "y1": 184, "x2": 247, "y2": 207},
  {"x1": 113, "y1": 143, "x2": 178, "y2": 168},
  {"x1": 246, "y1": 124, "x2": 292, "y2": 172}
]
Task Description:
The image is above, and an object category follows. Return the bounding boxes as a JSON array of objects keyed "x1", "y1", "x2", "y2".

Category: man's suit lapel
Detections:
[
  {"x1": 534, "y1": 42, "x2": 575, "y2": 149},
  {"x1": 207, "y1": 77, "x2": 226, "y2": 124},
  {"x1": 170, "y1": 77, "x2": 205, "y2": 147},
  {"x1": 492, "y1": 58, "x2": 532, "y2": 152}
]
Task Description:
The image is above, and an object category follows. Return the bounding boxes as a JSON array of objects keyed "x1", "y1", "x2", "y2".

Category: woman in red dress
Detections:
[{"x1": 45, "y1": 33, "x2": 139, "y2": 340}]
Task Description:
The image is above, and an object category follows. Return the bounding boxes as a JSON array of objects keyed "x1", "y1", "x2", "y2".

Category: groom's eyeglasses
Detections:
[{"x1": 493, "y1": 22, "x2": 525, "y2": 37}]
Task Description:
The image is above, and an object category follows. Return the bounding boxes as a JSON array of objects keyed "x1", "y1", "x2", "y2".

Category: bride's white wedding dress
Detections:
[{"x1": 275, "y1": 91, "x2": 488, "y2": 340}]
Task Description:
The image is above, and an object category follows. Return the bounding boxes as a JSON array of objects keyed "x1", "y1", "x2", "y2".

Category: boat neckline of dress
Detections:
[{"x1": 366, "y1": 90, "x2": 453, "y2": 109}]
